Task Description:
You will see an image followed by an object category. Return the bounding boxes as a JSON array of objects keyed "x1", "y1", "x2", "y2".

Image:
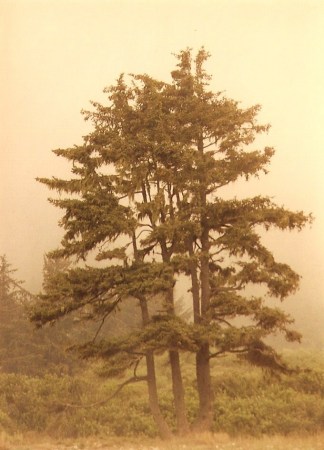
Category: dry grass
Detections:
[
  {"x1": 1, "y1": 432, "x2": 324, "y2": 450},
  {"x1": 165, "y1": 432, "x2": 324, "y2": 449}
]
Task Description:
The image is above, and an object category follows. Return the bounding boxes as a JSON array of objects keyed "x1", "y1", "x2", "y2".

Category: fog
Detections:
[{"x1": 1, "y1": 0, "x2": 324, "y2": 345}]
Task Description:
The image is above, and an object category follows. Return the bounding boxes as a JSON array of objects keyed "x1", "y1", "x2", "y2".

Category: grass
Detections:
[{"x1": 1, "y1": 432, "x2": 324, "y2": 450}]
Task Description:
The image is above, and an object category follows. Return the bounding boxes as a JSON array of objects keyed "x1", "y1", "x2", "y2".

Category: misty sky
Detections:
[{"x1": 1, "y1": 0, "x2": 324, "y2": 335}]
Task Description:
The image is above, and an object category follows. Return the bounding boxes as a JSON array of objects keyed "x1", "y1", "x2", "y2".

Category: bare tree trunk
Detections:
[
  {"x1": 169, "y1": 349, "x2": 190, "y2": 434},
  {"x1": 194, "y1": 213, "x2": 213, "y2": 430},
  {"x1": 188, "y1": 243, "x2": 213, "y2": 430},
  {"x1": 139, "y1": 297, "x2": 172, "y2": 439},
  {"x1": 164, "y1": 272, "x2": 189, "y2": 434},
  {"x1": 192, "y1": 136, "x2": 214, "y2": 430},
  {"x1": 158, "y1": 219, "x2": 189, "y2": 434},
  {"x1": 187, "y1": 238, "x2": 200, "y2": 324},
  {"x1": 195, "y1": 343, "x2": 213, "y2": 429},
  {"x1": 145, "y1": 349, "x2": 173, "y2": 439}
]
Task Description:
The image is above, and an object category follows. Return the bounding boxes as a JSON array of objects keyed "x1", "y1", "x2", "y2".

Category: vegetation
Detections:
[
  {"x1": 0, "y1": 48, "x2": 317, "y2": 445},
  {"x1": 0, "y1": 352, "x2": 323, "y2": 439},
  {"x1": 0, "y1": 255, "x2": 90, "y2": 376},
  {"x1": 29, "y1": 48, "x2": 312, "y2": 437},
  {"x1": 2, "y1": 256, "x2": 321, "y2": 442}
]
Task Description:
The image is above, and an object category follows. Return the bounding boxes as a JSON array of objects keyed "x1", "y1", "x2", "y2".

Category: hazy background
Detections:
[{"x1": 1, "y1": 0, "x2": 323, "y2": 346}]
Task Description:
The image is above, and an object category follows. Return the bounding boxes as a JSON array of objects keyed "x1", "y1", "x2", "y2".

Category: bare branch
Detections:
[
  {"x1": 209, "y1": 350, "x2": 225, "y2": 359},
  {"x1": 213, "y1": 317, "x2": 234, "y2": 328},
  {"x1": 92, "y1": 297, "x2": 121, "y2": 342},
  {"x1": 203, "y1": 140, "x2": 217, "y2": 150},
  {"x1": 133, "y1": 356, "x2": 144, "y2": 378},
  {"x1": 52, "y1": 375, "x2": 147, "y2": 411},
  {"x1": 209, "y1": 347, "x2": 248, "y2": 359}
]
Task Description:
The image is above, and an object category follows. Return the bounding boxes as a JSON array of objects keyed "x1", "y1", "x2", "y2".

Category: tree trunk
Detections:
[
  {"x1": 195, "y1": 135, "x2": 214, "y2": 430},
  {"x1": 160, "y1": 232, "x2": 189, "y2": 435},
  {"x1": 145, "y1": 350, "x2": 173, "y2": 439},
  {"x1": 187, "y1": 238, "x2": 200, "y2": 323},
  {"x1": 194, "y1": 225, "x2": 213, "y2": 430},
  {"x1": 140, "y1": 298, "x2": 173, "y2": 439},
  {"x1": 169, "y1": 349, "x2": 190, "y2": 434},
  {"x1": 188, "y1": 236, "x2": 213, "y2": 431},
  {"x1": 195, "y1": 343, "x2": 213, "y2": 429},
  {"x1": 188, "y1": 244, "x2": 214, "y2": 430},
  {"x1": 164, "y1": 283, "x2": 189, "y2": 435}
]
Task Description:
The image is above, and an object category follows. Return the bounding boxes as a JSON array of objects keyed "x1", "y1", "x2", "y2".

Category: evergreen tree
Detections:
[
  {"x1": 157, "y1": 48, "x2": 311, "y2": 428},
  {"x1": 0, "y1": 255, "x2": 33, "y2": 373},
  {"x1": 32, "y1": 48, "x2": 311, "y2": 435},
  {"x1": 0, "y1": 255, "x2": 77, "y2": 375},
  {"x1": 33, "y1": 140, "x2": 177, "y2": 435}
]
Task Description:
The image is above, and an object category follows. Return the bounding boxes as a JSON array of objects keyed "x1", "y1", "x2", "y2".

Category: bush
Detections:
[
  {"x1": 0, "y1": 373, "x2": 161, "y2": 438},
  {"x1": 0, "y1": 351, "x2": 323, "y2": 438},
  {"x1": 212, "y1": 362, "x2": 324, "y2": 436}
]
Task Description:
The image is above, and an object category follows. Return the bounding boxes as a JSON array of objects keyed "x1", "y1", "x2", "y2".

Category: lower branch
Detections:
[{"x1": 52, "y1": 375, "x2": 147, "y2": 411}]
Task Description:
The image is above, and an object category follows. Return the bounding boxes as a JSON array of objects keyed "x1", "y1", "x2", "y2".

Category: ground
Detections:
[{"x1": 1, "y1": 433, "x2": 324, "y2": 450}]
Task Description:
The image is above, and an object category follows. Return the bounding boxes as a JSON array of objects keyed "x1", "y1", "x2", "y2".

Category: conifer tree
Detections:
[
  {"x1": 32, "y1": 48, "x2": 311, "y2": 435},
  {"x1": 156, "y1": 48, "x2": 311, "y2": 428},
  {"x1": 0, "y1": 255, "x2": 32, "y2": 372},
  {"x1": 33, "y1": 79, "x2": 180, "y2": 435},
  {"x1": 0, "y1": 255, "x2": 78, "y2": 375}
]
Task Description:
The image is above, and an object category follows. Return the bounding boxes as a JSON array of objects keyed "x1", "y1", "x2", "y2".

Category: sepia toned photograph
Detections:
[{"x1": 1, "y1": 1, "x2": 323, "y2": 449}]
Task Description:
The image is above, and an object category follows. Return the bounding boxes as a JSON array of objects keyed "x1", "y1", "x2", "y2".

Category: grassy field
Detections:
[
  {"x1": 1, "y1": 432, "x2": 324, "y2": 450},
  {"x1": 1, "y1": 351, "x2": 323, "y2": 448}
]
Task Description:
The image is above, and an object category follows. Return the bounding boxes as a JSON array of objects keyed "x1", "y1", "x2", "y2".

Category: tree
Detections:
[
  {"x1": 154, "y1": 48, "x2": 311, "y2": 428},
  {"x1": 0, "y1": 256, "x2": 65, "y2": 374},
  {"x1": 32, "y1": 48, "x2": 311, "y2": 435},
  {"x1": 33, "y1": 152, "x2": 177, "y2": 435},
  {"x1": 0, "y1": 255, "x2": 34, "y2": 373},
  {"x1": 33, "y1": 73, "x2": 193, "y2": 436}
]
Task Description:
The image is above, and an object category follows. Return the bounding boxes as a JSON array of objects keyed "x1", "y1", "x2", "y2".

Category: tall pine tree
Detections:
[
  {"x1": 32, "y1": 48, "x2": 311, "y2": 434},
  {"x1": 157, "y1": 48, "x2": 311, "y2": 428}
]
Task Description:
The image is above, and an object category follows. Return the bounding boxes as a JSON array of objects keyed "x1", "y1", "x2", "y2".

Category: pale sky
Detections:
[{"x1": 1, "y1": 0, "x2": 324, "y2": 342}]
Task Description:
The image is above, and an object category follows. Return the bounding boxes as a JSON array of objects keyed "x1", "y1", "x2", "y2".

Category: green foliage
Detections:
[
  {"x1": 0, "y1": 352, "x2": 323, "y2": 438},
  {"x1": 214, "y1": 382, "x2": 324, "y2": 436},
  {"x1": 0, "y1": 373, "x2": 161, "y2": 438},
  {"x1": 211, "y1": 354, "x2": 324, "y2": 436}
]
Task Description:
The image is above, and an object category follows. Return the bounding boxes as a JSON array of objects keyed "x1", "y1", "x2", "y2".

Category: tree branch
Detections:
[
  {"x1": 209, "y1": 347, "x2": 248, "y2": 359},
  {"x1": 53, "y1": 375, "x2": 147, "y2": 411},
  {"x1": 4, "y1": 275, "x2": 36, "y2": 299},
  {"x1": 91, "y1": 298, "x2": 121, "y2": 342}
]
